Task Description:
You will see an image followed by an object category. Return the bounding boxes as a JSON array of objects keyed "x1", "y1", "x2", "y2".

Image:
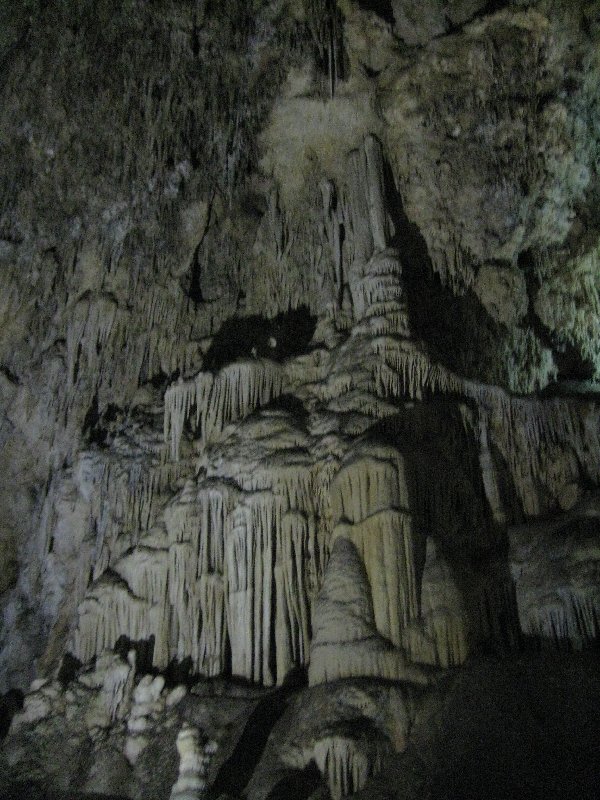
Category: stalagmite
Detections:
[
  {"x1": 125, "y1": 674, "x2": 165, "y2": 764},
  {"x1": 100, "y1": 649, "x2": 136, "y2": 722},
  {"x1": 309, "y1": 538, "x2": 429, "y2": 686},
  {"x1": 170, "y1": 726, "x2": 208, "y2": 800},
  {"x1": 408, "y1": 539, "x2": 469, "y2": 668},
  {"x1": 350, "y1": 253, "x2": 409, "y2": 328}
]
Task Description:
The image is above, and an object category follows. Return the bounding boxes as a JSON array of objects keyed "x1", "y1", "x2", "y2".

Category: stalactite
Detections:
[
  {"x1": 284, "y1": 349, "x2": 330, "y2": 392},
  {"x1": 511, "y1": 516, "x2": 600, "y2": 650},
  {"x1": 331, "y1": 446, "x2": 409, "y2": 525},
  {"x1": 66, "y1": 295, "x2": 120, "y2": 387},
  {"x1": 333, "y1": 510, "x2": 419, "y2": 648},
  {"x1": 165, "y1": 483, "x2": 232, "y2": 675},
  {"x1": 164, "y1": 359, "x2": 284, "y2": 460},
  {"x1": 521, "y1": 593, "x2": 599, "y2": 647},
  {"x1": 368, "y1": 337, "x2": 600, "y2": 514},
  {"x1": 313, "y1": 736, "x2": 381, "y2": 800},
  {"x1": 69, "y1": 293, "x2": 600, "y2": 684},
  {"x1": 164, "y1": 372, "x2": 214, "y2": 461},
  {"x1": 79, "y1": 451, "x2": 178, "y2": 582},
  {"x1": 373, "y1": 340, "x2": 464, "y2": 400},
  {"x1": 225, "y1": 494, "x2": 283, "y2": 685},
  {"x1": 275, "y1": 511, "x2": 312, "y2": 675},
  {"x1": 72, "y1": 574, "x2": 155, "y2": 666},
  {"x1": 305, "y1": 0, "x2": 346, "y2": 98}
]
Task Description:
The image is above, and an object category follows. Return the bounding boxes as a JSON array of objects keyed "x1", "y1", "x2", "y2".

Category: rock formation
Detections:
[{"x1": 0, "y1": 1, "x2": 599, "y2": 798}]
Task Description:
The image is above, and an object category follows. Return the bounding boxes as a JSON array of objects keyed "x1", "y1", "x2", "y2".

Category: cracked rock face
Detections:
[{"x1": 0, "y1": 1, "x2": 599, "y2": 799}]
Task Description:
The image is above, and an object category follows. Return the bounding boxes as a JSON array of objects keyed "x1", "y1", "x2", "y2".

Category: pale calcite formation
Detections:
[
  {"x1": 314, "y1": 735, "x2": 383, "y2": 800},
  {"x1": 170, "y1": 726, "x2": 208, "y2": 800},
  {"x1": 1, "y1": 4, "x2": 600, "y2": 800},
  {"x1": 164, "y1": 359, "x2": 284, "y2": 460},
  {"x1": 61, "y1": 135, "x2": 600, "y2": 695},
  {"x1": 308, "y1": 537, "x2": 428, "y2": 686},
  {"x1": 124, "y1": 673, "x2": 166, "y2": 764}
]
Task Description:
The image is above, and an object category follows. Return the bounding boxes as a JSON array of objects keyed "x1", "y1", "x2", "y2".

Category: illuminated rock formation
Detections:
[{"x1": 0, "y1": 2, "x2": 600, "y2": 798}]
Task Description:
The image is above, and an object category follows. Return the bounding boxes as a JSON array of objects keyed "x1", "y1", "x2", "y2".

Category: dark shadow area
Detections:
[
  {"x1": 204, "y1": 307, "x2": 317, "y2": 371},
  {"x1": 184, "y1": 246, "x2": 205, "y2": 305},
  {"x1": 513, "y1": 515, "x2": 600, "y2": 653},
  {"x1": 267, "y1": 763, "x2": 323, "y2": 800},
  {"x1": 163, "y1": 656, "x2": 195, "y2": 689},
  {"x1": 305, "y1": 0, "x2": 348, "y2": 96},
  {"x1": 82, "y1": 398, "x2": 121, "y2": 447},
  {"x1": 264, "y1": 393, "x2": 308, "y2": 421},
  {"x1": 0, "y1": 688, "x2": 23, "y2": 740},
  {"x1": 280, "y1": 665, "x2": 309, "y2": 689},
  {"x1": 147, "y1": 370, "x2": 172, "y2": 389},
  {"x1": 443, "y1": 1, "x2": 512, "y2": 36},
  {"x1": 382, "y1": 161, "x2": 510, "y2": 389},
  {"x1": 366, "y1": 401, "x2": 521, "y2": 655},
  {"x1": 368, "y1": 653, "x2": 600, "y2": 800},
  {"x1": 421, "y1": 654, "x2": 600, "y2": 800},
  {"x1": 57, "y1": 653, "x2": 82, "y2": 687},
  {"x1": 357, "y1": 0, "x2": 395, "y2": 25},
  {"x1": 114, "y1": 635, "x2": 155, "y2": 675},
  {"x1": 209, "y1": 685, "x2": 298, "y2": 799},
  {"x1": 518, "y1": 248, "x2": 596, "y2": 383}
]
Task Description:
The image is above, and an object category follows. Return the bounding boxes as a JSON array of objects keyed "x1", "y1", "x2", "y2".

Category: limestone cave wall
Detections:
[{"x1": 0, "y1": 2, "x2": 599, "y2": 799}]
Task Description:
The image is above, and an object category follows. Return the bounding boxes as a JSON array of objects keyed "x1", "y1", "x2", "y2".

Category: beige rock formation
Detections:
[{"x1": 0, "y1": 1, "x2": 599, "y2": 798}]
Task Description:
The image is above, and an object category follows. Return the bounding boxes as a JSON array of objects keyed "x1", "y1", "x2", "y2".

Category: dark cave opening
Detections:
[{"x1": 204, "y1": 306, "x2": 317, "y2": 371}]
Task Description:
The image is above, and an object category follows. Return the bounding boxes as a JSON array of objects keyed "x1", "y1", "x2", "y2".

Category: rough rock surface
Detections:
[{"x1": 0, "y1": 1, "x2": 599, "y2": 798}]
